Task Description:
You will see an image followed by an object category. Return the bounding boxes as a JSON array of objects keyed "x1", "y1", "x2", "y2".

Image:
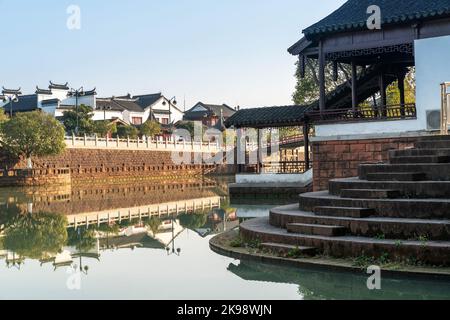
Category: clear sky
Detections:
[{"x1": 0, "y1": 0, "x2": 345, "y2": 109}]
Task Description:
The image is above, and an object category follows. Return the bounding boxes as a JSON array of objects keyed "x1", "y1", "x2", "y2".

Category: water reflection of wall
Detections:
[
  {"x1": 228, "y1": 260, "x2": 450, "y2": 300},
  {"x1": 0, "y1": 179, "x2": 224, "y2": 216}
]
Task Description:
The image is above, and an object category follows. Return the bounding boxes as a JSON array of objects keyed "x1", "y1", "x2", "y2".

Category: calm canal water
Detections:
[{"x1": 0, "y1": 178, "x2": 449, "y2": 300}]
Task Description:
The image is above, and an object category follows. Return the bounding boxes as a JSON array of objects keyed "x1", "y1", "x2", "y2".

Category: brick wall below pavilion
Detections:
[{"x1": 312, "y1": 136, "x2": 420, "y2": 191}]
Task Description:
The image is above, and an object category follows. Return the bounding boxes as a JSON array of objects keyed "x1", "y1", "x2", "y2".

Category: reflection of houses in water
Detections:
[
  {"x1": 192, "y1": 208, "x2": 239, "y2": 238},
  {"x1": 98, "y1": 219, "x2": 184, "y2": 251},
  {"x1": 0, "y1": 180, "x2": 233, "y2": 270}
]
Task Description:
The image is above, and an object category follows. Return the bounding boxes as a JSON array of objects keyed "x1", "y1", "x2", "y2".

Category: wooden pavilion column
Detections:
[
  {"x1": 318, "y1": 40, "x2": 326, "y2": 112},
  {"x1": 256, "y1": 128, "x2": 262, "y2": 174},
  {"x1": 303, "y1": 122, "x2": 310, "y2": 171},
  {"x1": 351, "y1": 61, "x2": 358, "y2": 113},
  {"x1": 379, "y1": 71, "x2": 387, "y2": 117},
  {"x1": 398, "y1": 72, "x2": 406, "y2": 117},
  {"x1": 236, "y1": 128, "x2": 244, "y2": 173}
]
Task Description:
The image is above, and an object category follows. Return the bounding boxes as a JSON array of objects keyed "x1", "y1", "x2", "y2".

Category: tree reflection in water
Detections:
[{"x1": 2, "y1": 208, "x2": 68, "y2": 261}]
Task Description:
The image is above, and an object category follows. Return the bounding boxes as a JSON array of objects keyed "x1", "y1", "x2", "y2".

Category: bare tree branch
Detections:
[{"x1": 305, "y1": 57, "x2": 320, "y2": 87}]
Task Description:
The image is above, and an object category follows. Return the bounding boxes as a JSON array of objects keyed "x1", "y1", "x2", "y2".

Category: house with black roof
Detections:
[
  {"x1": 1, "y1": 83, "x2": 184, "y2": 127},
  {"x1": 96, "y1": 93, "x2": 184, "y2": 125},
  {"x1": 184, "y1": 102, "x2": 236, "y2": 129},
  {"x1": 1, "y1": 81, "x2": 97, "y2": 117}
]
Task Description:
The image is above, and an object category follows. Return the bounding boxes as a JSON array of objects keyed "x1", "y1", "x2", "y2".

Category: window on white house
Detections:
[{"x1": 132, "y1": 117, "x2": 143, "y2": 125}]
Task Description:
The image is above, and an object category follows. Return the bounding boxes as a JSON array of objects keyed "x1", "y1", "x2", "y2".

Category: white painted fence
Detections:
[{"x1": 65, "y1": 135, "x2": 222, "y2": 153}]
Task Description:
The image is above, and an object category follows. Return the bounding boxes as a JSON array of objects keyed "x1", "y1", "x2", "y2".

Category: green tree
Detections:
[
  {"x1": 178, "y1": 212, "x2": 208, "y2": 230},
  {"x1": 3, "y1": 212, "x2": 68, "y2": 260},
  {"x1": 0, "y1": 111, "x2": 66, "y2": 168},
  {"x1": 61, "y1": 104, "x2": 95, "y2": 135},
  {"x1": 140, "y1": 120, "x2": 161, "y2": 138},
  {"x1": 175, "y1": 121, "x2": 196, "y2": 137},
  {"x1": 146, "y1": 216, "x2": 162, "y2": 236},
  {"x1": 0, "y1": 108, "x2": 9, "y2": 125},
  {"x1": 93, "y1": 120, "x2": 117, "y2": 137},
  {"x1": 293, "y1": 59, "x2": 351, "y2": 105},
  {"x1": 67, "y1": 227, "x2": 98, "y2": 253},
  {"x1": 115, "y1": 125, "x2": 139, "y2": 139}
]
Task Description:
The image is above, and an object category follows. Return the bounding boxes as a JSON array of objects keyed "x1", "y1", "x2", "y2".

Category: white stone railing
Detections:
[{"x1": 65, "y1": 135, "x2": 222, "y2": 153}]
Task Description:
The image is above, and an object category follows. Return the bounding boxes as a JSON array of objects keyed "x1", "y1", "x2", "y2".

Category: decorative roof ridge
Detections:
[
  {"x1": 2, "y1": 87, "x2": 22, "y2": 95},
  {"x1": 49, "y1": 81, "x2": 69, "y2": 90},
  {"x1": 36, "y1": 86, "x2": 52, "y2": 94},
  {"x1": 132, "y1": 92, "x2": 162, "y2": 98}
]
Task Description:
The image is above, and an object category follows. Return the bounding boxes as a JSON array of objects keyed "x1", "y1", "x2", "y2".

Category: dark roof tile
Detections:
[
  {"x1": 225, "y1": 105, "x2": 312, "y2": 128},
  {"x1": 4, "y1": 94, "x2": 38, "y2": 112},
  {"x1": 303, "y1": 0, "x2": 450, "y2": 38}
]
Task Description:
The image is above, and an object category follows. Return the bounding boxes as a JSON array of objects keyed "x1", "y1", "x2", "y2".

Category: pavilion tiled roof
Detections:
[
  {"x1": 303, "y1": 0, "x2": 450, "y2": 38},
  {"x1": 224, "y1": 105, "x2": 313, "y2": 128}
]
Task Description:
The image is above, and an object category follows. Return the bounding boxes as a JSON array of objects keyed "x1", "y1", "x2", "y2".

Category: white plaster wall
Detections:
[
  {"x1": 148, "y1": 98, "x2": 184, "y2": 123},
  {"x1": 315, "y1": 118, "x2": 424, "y2": 137},
  {"x1": 91, "y1": 110, "x2": 124, "y2": 121},
  {"x1": 415, "y1": 34, "x2": 450, "y2": 123},
  {"x1": 37, "y1": 90, "x2": 95, "y2": 109},
  {"x1": 235, "y1": 169, "x2": 313, "y2": 186},
  {"x1": 40, "y1": 105, "x2": 57, "y2": 116}
]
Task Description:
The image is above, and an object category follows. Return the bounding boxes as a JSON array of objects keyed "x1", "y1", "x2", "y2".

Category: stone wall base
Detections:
[{"x1": 312, "y1": 136, "x2": 420, "y2": 191}]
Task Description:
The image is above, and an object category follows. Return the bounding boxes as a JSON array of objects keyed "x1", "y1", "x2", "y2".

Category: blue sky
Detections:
[{"x1": 0, "y1": 0, "x2": 345, "y2": 109}]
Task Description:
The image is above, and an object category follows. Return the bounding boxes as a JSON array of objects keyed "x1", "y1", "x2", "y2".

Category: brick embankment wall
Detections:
[
  {"x1": 0, "y1": 149, "x2": 235, "y2": 184},
  {"x1": 312, "y1": 136, "x2": 420, "y2": 191}
]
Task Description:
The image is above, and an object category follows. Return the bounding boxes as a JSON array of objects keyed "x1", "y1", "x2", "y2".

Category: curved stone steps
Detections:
[
  {"x1": 390, "y1": 155, "x2": 450, "y2": 164},
  {"x1": 329, "y1": 177, "x2": 450, "y2": 198},
  {"x1": 299, "y1": 191, "x2": 450, "y2": 219},
  {"x1": 260, "y1": 243, "x2": 317, "y2": 256},
  {"x1": 340, "y1": 188, "x2": 401, "y2": 199},
  {"x1": 415, "y1": 140, "x2": 450, "y2": 149},
  {"x1": 390, "y1": 148, "x2": 450, "y2": 158},
  {"x1": 359, "y1": 163, "x2": 450, "y2": 181},
  {"x1": 240, "y1": 217, "x2": 450, "y2": 266},
  {"x1": 270, "y1": 204, "x2": 450, "y2": 240}
]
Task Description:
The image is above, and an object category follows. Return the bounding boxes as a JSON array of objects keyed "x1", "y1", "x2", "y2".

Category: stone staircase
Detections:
[{"x1": 240, "y1": 135, "x2": 450, "y2": 266}]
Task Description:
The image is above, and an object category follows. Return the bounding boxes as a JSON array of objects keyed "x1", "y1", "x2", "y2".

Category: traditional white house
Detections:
[{"x1": 1, "y1": 82, "x2": 184, "y2": 127}]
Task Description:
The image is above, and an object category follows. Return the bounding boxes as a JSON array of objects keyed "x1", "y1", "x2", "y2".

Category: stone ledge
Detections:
[{"x1": 210, "y1": 229, "x2": 450, "y2": 280}]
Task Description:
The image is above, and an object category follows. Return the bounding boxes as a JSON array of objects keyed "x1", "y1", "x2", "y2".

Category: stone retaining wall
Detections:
[
  {"x1": 312, "y1": 136, "x2": 420, "y2": 191},
  {"x1": 0, "y1": 168, "x2": 71, "y2": 187},
  {"x1": 0, "y1": 148, "x2": 234, "y2": 185}
]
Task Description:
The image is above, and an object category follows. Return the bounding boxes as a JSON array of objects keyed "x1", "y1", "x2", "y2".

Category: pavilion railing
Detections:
[
  {"x1": 241, "y1": 161, "x2": 312, "y2": 174},
  {"x1": 307, "y1": 103, "x2": 416, "y2": 124},
  {"x1": 261, "y1": 161, "x2": 311, "y2": 174}
]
